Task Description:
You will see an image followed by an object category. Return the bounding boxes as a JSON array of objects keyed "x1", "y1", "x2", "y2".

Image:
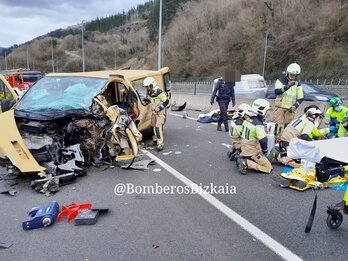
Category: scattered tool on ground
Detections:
[
  {"x1": 58, "y1": 202, "x2": 92, "y2": 223},
  {"x1": 22, "y1": 201, "x2": 59, "y2": 230}
]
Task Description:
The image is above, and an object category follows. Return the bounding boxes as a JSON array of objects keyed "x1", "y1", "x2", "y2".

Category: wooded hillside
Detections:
[{"x1": 1, "y1": 0, "x2": 347, "y2": 81}]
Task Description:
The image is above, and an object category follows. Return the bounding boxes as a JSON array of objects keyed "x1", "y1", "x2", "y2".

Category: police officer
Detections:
[
  {"x1": 325, "y1": 97, "x2": 348, "y2": 136},
  {"x1": 211, "y1": 78, "x2": 235, "y2": 131},
  {"x1": 276, "y1": 108, "x2": 329, "y2": 167},
  {"x1": 227, "y1": 103, "x2": 251, "y2": 161},
  {"x1": 237, "y1": 99, "x2": 273, "y2": 175},
  {"x1": 143, "y1": 77, "x2": 169, "y2": 151},
  {"x1": 273, "y1": 63, "x2": 304, "y2": 136}
]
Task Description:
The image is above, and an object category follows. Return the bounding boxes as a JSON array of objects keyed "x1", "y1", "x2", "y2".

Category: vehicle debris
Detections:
[
  {"x1": 120, "y1": 159, "x2": 155, "y2": 170},
  {"x1": 31, "y1": 172, "x2": 77, "y2": 195},
  {"x1": 0, "y1": 241, "x2": 13, "y2": 249},
  {"x1": 171, "y1": 101, "x2": 186, "y2": 111},
  {"x1": 22, "y1": 201, "x2": 59, "y2": 230},
  {"x1": 0, "y1": 188, "x2": 17, "y2": 196},
  {"x1": 152, "y1": 244, "x2": 160, "y2": 249},
  {"x1": 182, "y1": 111, "x2": 188, "y2": 119}
]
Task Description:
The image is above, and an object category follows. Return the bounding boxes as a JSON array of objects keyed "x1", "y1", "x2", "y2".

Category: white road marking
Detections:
[
  {"x1": 143, "y1": 149, "x2": 303, "y2": 261},
  {"x1": 169, "y1": 112, "x2": 218, "y2": 125},
  {"x1": 221, "y1": 143, "x2": 232, "y2": 149}
]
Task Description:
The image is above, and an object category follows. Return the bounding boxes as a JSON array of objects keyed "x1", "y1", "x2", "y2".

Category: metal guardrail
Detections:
[{"x1": 172, "y1": 81, "x2": 348, "y2": 98}]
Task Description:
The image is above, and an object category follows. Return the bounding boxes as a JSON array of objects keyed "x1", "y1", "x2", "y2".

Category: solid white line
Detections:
[
  {"x1": 143, "y1": 149, "x2": 303, "y2": 261},
  {"x1": 169, "y1": 112, "x2": 218, "y2": 125}
]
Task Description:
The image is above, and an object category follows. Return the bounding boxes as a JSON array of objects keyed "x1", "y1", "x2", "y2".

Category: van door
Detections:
[
  {"x1": 159, "y1": 67, "x2": 171, "y2": 104},
  {"x1": 0, "y1": 75, "x2": 19, "y2": 113}
]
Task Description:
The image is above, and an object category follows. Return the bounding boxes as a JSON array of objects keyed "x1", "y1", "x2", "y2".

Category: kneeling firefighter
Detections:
[
  {"x1": 143, "y1": 77, "x2": 169, "y2": 151},
  {"x1": 277, "y1": 108, "x2": 329, "y2": 168},
  {"x1": 227, "y1": 103, "x2": 251, "y2": 161},
  {"x1": 237, "y1": 99, "x2": 273, "y2": 175}
]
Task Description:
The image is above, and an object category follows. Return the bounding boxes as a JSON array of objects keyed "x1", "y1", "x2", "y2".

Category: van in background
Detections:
[{"x1": 234, "y1": 74, "x2": 267, "y2": 98}]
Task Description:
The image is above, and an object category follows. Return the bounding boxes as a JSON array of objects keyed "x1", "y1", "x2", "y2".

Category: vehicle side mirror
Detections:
[{"x1": 1, "y1": 98, "x2": 15, "y2": 112}]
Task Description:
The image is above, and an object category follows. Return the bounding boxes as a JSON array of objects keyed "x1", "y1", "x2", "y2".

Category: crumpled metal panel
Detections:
[{"x1": 0, "y1": 110, "x2": 45, "y2": 173}]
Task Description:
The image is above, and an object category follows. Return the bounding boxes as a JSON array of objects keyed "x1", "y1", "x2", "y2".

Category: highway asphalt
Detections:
[{"x1": 0, "y1": 110, "x2": 347, "y2": 261}]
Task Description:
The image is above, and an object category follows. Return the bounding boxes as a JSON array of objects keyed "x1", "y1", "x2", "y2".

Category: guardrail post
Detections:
[{"x1": 194, "y1": 81, "x2": 197, "y2": 95}]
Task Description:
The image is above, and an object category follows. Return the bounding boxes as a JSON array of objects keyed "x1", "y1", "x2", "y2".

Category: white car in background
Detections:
[{"x1": 234, "y1": 74, "x2": 267, "y2": 98}]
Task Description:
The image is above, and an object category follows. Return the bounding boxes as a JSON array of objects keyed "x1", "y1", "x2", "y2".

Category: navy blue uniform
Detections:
[{"x1": 211, "y1": 81, "x2": 235, "y2": 129}]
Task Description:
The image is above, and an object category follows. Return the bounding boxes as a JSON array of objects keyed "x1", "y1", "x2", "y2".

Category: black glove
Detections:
[
  {"x1": 210, "y1": 98, "x2": 214, "y2": 106},
  {"x1": 143, "y1": 98, "x2": 150, "y2": 104}
]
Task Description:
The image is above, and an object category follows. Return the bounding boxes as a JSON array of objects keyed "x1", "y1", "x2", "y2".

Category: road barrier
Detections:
[
  {"x1": 171, "y1": 92, "x2": 333, "y2": 122},
  {"x1": 172, "y1": 81, "x2": 348, "y2": 99}
]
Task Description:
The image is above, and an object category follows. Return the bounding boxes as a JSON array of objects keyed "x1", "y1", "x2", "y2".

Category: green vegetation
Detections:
[{"x1": 1, "y1": 0, "x2": 347, "y2": 81}]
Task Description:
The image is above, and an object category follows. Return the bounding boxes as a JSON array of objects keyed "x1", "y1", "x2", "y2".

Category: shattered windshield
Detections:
[{"x1": 16, "y1": 76, "x2": 107, "y2": 112}]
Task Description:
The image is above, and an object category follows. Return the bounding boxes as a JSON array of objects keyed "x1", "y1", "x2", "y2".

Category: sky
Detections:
[{"x1": 0, "y1": 0, "x2": 148, "y2": 48}]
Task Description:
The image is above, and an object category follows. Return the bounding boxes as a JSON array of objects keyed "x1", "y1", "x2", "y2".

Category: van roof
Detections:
[{"x1": 241, "y1": 74, "x2": 264, "y2": 80}]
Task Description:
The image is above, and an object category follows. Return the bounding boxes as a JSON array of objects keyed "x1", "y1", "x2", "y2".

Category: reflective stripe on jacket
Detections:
[{"x1": 230, "y1": 118, "x2": 243, "y2": 138}]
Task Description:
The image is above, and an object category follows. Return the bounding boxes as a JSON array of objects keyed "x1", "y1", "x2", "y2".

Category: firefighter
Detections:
[
  {"x1": 237, "y1": 99, "x2": 273, "y2": 175},
  {"x1": 325, "y1": 97, "x2": 348, "y2": 137},
  {"x1": 143, "y1": 77, "x2": 169, "y2": 151},
  {"x1": 276, "y1": 108, "x2": 329, "y2": 167},
  {"x1": 227, "y1": 103, "x2": 251, "y2": 161},
  {"x1": 273, "y1": 63, "x2": 304, "y2": 137}
]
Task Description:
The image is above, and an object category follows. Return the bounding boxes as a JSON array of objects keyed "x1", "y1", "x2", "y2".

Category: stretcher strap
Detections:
[{"x1": 305, "y1": 188, "x2": 317, "y2": 233}]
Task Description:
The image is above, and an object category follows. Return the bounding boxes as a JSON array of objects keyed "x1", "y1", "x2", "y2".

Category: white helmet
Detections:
[
  {"x1": 306, "y1": 108, "x2": 323, "y2": 118},
  {"x1": 143, "y1": 77, "x2": 159, "y2": 91},
  {"x1": 251, "y1": 99, "x2": 270, "y2": 116},
  {"x1": 236, "y1": 103, "x2": 251, "y2": 118},
  {"x1": 286, "y1": 63, "x2": 301, "y2": 75}
]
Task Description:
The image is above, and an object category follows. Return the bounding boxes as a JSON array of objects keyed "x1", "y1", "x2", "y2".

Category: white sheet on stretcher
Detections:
[{"x1": 287, "y1": 137, "x2": 348, "y2": 164}]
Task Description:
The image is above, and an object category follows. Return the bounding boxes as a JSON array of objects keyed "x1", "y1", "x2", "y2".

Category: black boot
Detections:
[
  {"x1": 217, "y1": 123, "x2": 222, "y2": 131},
  {"x1": 224, "y1": 122, "x2": 229, "y2": 132}
]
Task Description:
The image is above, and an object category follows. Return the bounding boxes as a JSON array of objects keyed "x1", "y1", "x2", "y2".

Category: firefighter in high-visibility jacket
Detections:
[
  {"x1": 273, "y1": 63, "x2": 304, "y2": 136},
  {"x1": 277, "y1": 108, "x2": 329, "y2": 167},
  {"x1": 143, "y1": 77, "x2": 169, "y2": 151},
  {"x1": 227, "y1": 103, "x2": 251, "y2": 161},
  {"x1": 237, "y1": 99, "x2": 273, "y2": 175}
]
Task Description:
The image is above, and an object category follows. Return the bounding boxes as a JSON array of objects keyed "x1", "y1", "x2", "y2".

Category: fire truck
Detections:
[{"x1": 1, "y1": 69, "x2": 42, "y2": 97}]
